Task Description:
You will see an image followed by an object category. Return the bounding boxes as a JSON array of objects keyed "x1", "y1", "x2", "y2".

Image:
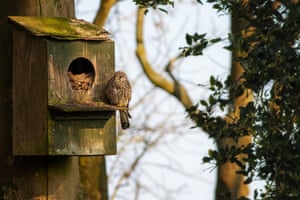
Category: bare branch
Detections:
[
  {"x1": 111, "y1": 132, "x2": 164, "y2": 200},
  {"x1": 135, "y1": 7, "x2": 193, "y2": 109}
]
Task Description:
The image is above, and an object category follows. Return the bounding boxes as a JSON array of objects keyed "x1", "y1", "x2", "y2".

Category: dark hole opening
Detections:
[
  {"x1": 68, "y1": 57, "x2": 95, "y2": 75},
  {"x1": 67, "y1": 57, "x2": 95, "y2": 90}
]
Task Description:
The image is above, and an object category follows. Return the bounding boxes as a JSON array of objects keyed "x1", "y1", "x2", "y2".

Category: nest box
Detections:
[{"x1": 9, "y1": 16, "x2": 116, "y2": 156}]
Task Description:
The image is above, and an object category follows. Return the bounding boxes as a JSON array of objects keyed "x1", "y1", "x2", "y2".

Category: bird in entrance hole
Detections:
[{"x1": 105, "y1": 71, "x2": 132, "y2": 129}]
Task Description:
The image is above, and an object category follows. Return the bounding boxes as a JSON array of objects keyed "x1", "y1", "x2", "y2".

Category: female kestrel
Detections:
[{"x1": 105, "y1": 71, "x2": 132, "y2": 129}]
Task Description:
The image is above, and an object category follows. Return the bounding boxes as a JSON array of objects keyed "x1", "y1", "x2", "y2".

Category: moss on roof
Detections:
[{"x1": 8, "y1": 16, "x2": 110, "y2": 41}]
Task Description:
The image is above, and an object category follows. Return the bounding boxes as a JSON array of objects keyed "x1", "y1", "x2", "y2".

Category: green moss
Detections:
[{"x1": 8, "y1": 16, "x2": 110, "y2": 40}]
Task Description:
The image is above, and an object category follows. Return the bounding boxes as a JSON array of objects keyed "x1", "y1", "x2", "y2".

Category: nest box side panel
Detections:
[{"x1": 12, "y1": 27, "x2": 48, "y2": 155}]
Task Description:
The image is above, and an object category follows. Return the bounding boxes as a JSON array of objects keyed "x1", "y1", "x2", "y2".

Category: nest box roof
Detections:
[{"x1": 8, "y1": 16, "x2": 110, "y2": 41}]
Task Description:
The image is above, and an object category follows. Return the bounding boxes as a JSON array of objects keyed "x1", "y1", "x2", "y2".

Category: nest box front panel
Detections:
[
  {"x1": 48, "y1": 113, "x2": 116, "y2": 155},
  {"x1": 47, "y1": 40, "x2": 115, "y2": 105},
  {"x1": 46, "y1": 40, "x2": 116, "y2": 155}
]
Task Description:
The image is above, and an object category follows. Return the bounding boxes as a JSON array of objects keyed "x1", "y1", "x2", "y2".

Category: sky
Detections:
[{"x1": 74, "y1": 1, "x2": 261, "y2": 200}]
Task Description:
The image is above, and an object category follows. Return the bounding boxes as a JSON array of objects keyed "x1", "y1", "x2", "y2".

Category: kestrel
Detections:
[{"x1": 105, "y1": 71, "x2": 132, "y2": 129}]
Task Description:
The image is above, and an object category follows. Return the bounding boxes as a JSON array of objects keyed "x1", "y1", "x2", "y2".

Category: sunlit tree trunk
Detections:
[
  {"x1": 214, "y1": 2, "x2": 254, "y2": 198},
  {"x1": 79, "y1": 156, "x2": 108, "y2": 200},
  {"x1": 215, "y1": 52, "x2": 252, "y2": 200}
]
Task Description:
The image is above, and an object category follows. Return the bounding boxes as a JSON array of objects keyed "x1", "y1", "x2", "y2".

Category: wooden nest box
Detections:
[{"x1": 9, "y1": 16, "x2": 116, "y2": 156}]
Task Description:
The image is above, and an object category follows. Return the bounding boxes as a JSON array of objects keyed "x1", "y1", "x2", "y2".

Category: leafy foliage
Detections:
[
  {"x1": 180, "y1": 33, "x2": 222, "y2": 56},
  {"x1": 186, "y1": 0, "x2": 300, "y2": 199},
  {"x1": 206, "y1": 0, "x2": 239, "y2": 12},
  {"x1": 133, "y1": 0, "x2": 174, "y2": 7},
  {"x1": 133, "y1": 0, "x2": 174, "y2": 13}
]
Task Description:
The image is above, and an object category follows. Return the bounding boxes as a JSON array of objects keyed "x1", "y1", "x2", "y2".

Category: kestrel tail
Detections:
[
  {"x1": 120, "y1": 110, "x2": 131, "y2": 129},
  {"x1": 105, "y1": 71, "x2": 132, "y2": 129}
]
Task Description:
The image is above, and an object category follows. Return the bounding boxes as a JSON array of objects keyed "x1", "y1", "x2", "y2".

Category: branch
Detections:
[
  {"x1": 94, "y1": 0, "x2": 117, "y2": 26},
  {"x1": 110, "y1": 132, "x2": 164, "y2": 200},
  {"x1": 135, "y1": 7, "x2": 193, "y2": 109}
]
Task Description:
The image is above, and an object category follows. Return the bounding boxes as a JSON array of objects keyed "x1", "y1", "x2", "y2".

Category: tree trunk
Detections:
[
  {"x1": 0, "y1": 1, "x2": 86, "y2": 199},
  {"x1": 215, "y1": 62, "x2": 252, "y2": 199},
  {"x1": 79, "y1": 156, "x2": 108, "y2": 200},
  {"x1": 214, "y1": 3, "x2": 253, "y2": 199}
]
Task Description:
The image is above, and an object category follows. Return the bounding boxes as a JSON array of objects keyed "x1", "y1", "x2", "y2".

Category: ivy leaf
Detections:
[
  {"x1": 158, "y1": 7, "x2": 168, "y2": 14},
  {"x1": 210, "y1": 37, "x2": 222, "y2": 43},
  {"x1": 186, "y1": 34, "x2": 193, "y2": 45}
]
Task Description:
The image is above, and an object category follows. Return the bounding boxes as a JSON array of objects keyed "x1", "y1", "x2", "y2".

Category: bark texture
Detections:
[{"x1": 0, "y1": 1, "x2": 85, "y2": 199}]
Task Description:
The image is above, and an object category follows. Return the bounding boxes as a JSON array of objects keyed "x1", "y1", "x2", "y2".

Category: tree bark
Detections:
[
  {"x1": 94, "y1": 0, "x2": 117, "y2": 27},
  {"x1": 214, "y1": 2, "x2": 254, "y2": 199},
  {"x1": 79, "y1": 156, "x2": 108, "y2": 200},
  {"x1": 0, "y1": 1, "x2": 85, "y2": 199},
  {"x1": 135, "y1": 7, "x2": 193, "y2": 108}
]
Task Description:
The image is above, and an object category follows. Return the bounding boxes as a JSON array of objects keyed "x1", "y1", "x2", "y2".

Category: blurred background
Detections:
[{"x1": 76, "y1": 1, "x2": 230, "y2": 199}]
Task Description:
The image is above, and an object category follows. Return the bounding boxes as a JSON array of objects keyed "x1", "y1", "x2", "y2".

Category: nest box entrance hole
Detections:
[{"x1": 67, "y1": 57, "x2": 95, "y2": 91}]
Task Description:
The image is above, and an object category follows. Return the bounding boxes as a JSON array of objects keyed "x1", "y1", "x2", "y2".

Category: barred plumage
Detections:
[{"x1": 105, "y1": 71, "x2": 132, "y2": 129}]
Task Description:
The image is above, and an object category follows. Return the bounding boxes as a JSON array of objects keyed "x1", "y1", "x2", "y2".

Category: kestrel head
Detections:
[{"x1": 113, "y1": 71, "x2": 128, "y2": 81}]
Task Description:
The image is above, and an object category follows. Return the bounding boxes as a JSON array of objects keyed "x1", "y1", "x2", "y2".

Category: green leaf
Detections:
[
  {"x1": 158, "y1": 7, "x2": 168, "y2": 14},
  {"x1": 196, "y1": 0, "x2": 203, "y2": 4},
  {"x1": 185, "y1": 34, "x2": 193, "y2": 45},
  {"x1": 208, "y1": 95, "x2": 216, "y2": 105},
  {"x1": 202, "y1": 156, "x2": 212, "y2": 163},
  {"x1": 144, "y1": 9, "x2": 149, "y2": 15},
  {"x1": 208, "y1": 149, "x2": 217, "y2": 157},
  {"x1": 209, "y1": 76, "x2": 216, "y2": 86},
  {"x1": 215, "y1": 79, "x2": 223, "y2": 89},
  {"x1": 210, "y1": 37, "x2": 222, "y2": 43},
  {"x1": 200, "y1": 100, "x2": 208, "y2": 106}
]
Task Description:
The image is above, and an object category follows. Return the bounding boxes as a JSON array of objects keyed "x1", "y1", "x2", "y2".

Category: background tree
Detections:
[
  {"x1": 90, "y1": 0, "x2": 300, "y2": 199},
  {"x1": 89, "y1": 2, "x2": 218, "y2": 199},
  {"x1": 84, "y1": 0, "x2": 248, "y2": 199},
  {"x1": 189, "y1": 0, "x2": 300, "y2": 199}
]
